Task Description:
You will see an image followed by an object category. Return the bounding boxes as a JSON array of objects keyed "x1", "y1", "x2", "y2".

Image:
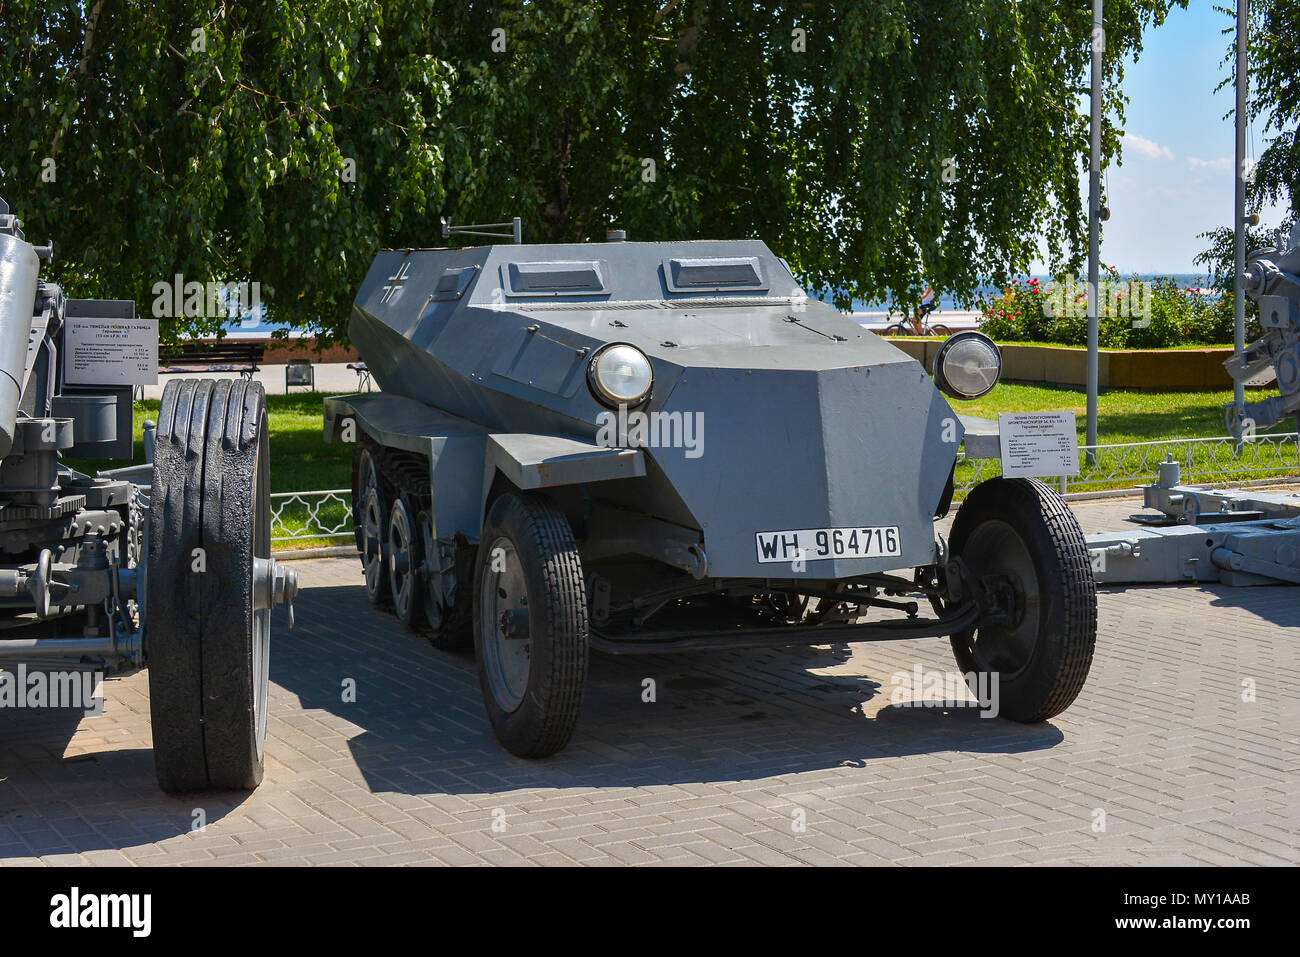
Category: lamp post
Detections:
[
  {"x1": 1233, "y1": 0, "x2": 1249, "y2": 426},
  {"x1": 1086, "y1": 0, "x2": 1103, "y2": 462}
]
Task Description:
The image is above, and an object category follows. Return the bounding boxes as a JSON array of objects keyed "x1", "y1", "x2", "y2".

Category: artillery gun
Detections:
[
  {"x1": 326, "y1": 228, "x2": 1098, "y2": 758},
  {"x1": 1083, "y1": 223, "x2": 1300, "y2": 588},
  {"x1": 0, "y1": 197, "x2": 296, "y2": 791},
  {"x1": 1226, "y1": 221, "x2": 1300, "y2": 435}
]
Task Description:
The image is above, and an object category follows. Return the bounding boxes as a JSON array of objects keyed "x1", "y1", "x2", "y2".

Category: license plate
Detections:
[{"x1": 755, "y1": 525, "x2": 902, "y2": 563}]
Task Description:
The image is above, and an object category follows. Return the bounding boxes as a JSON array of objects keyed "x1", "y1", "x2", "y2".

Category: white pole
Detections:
[
  {"x1": 1233, "y1": 0, "x2": 1249, "y2": 422},
  {"x1": 1087, "y1": 0, "x2": 1103, "y2": 461}
]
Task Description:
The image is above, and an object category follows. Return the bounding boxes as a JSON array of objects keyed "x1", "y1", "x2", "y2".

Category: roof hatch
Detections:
[{"x1": 663, "y1": 256, "x2": 768, "y2": 293}]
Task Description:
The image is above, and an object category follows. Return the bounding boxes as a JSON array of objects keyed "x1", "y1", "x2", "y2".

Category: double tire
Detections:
[
  {"x1": 147, "y1": 379, "x2": 272, "y2": 792},
  {"x1": 352, "y1": 437, "x2": 472, "y2": 649},
  {"x1": 949, "y1": 477, "x2": 1097, "y2": 722},
  {"x1": 352, "y1": 443, "x2": 588, "y2": 756}
]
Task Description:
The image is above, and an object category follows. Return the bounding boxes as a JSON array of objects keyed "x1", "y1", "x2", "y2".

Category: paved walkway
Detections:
[
  {"x1": 143, "y1": 363, "x2": 370, "y2": 400},
  {"x1": 1, "y1": 496, "x2": 1297, "y2": 865}
]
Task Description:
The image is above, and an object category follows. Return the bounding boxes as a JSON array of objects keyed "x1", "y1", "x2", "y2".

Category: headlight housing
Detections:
[
  {"x1": 932, "y1": 331, "x2": 1002, "y2": 400},
  {"x1": 588, "y1": 343, "x2": 654, "y2": 407}
]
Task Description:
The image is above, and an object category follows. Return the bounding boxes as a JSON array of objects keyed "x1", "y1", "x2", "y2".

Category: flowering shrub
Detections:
[{"x1": 977, "y1": 271, "x2": 1236, "y2": 348}]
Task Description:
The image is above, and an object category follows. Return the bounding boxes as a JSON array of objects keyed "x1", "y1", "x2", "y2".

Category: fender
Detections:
[{"x1": 324, "y1": 393, "x2": 644, "y2": 542}]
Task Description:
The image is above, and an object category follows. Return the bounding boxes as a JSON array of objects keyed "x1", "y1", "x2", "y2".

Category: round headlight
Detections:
[
  {"x1": 588, "y1": 343, "x2": 654, "y2": 407},
  {"x1": 932, "y1": 331, "x2": 1001, "y2": 400}
]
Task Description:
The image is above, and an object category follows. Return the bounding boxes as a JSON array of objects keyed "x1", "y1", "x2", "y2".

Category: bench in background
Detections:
[{"x1": 160, "y1": 340, "x2": 266, "y2": 380}]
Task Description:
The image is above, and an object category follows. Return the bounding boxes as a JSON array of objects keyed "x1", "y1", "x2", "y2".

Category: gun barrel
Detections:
[{"x1": 0, "y1": 231, "x2": 40, "y2": 458}]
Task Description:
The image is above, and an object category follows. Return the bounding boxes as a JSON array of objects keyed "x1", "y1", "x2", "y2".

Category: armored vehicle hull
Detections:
[{"x1": 328, "y1": 237, "x2": 1097, "y2": 757}]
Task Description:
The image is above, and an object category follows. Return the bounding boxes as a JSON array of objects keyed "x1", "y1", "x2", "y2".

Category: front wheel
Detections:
[
  {"x1": 473, "y1": 492, "x2": 588, "y2": 758},
  {"x1": 949, "y1": 478, "x2": 1096, "y2": 722}
]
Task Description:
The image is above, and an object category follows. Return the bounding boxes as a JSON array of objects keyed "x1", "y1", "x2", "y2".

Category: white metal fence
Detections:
[
  {"x1": 270, "y1": 433, "x2": 1300, "y2": 542},
  {"x1": 271, "y1": 489, "x2": 352, "y2": 544},
  {"x1": 956, "y1": 431, "x2": 1300, "y2": 496}
]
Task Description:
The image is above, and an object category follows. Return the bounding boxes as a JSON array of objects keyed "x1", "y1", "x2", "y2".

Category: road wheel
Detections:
[
  {"x1": 418, "y1": 509, "x2": 473, "y2": 650},
  {"x1": 473, "y1": 492, "x2": 588, "y2": 757},
  {"x1": 949, "y1": 477, "x2": 1096, "y2": 722},
  {"x1": 930, "y1": 323, "x2": 952, "y2": 337},
  {"x1": 147, "y1": 378, "x2": 276, "y2": 791},
  {"x1": 388, "y1": 494, "x2": 423, "y2": 627},
  {"x1": 353, "y1": 441, "x2": 389, "y2": 606},
  {"x1": 885, "y1": 322, "x2": 908, "y2": 337}
]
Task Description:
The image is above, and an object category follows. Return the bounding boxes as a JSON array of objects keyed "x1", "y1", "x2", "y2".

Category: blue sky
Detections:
[{"x1": 1087, "y1": 1, "x2": 1290, "y2": 274}]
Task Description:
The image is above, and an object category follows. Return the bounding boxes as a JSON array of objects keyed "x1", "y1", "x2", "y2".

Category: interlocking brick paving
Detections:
[{"x1": 1, "y1": 495, "x2": 1297, "y2": 866}]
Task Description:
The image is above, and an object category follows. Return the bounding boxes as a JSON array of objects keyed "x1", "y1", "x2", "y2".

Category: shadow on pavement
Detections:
[
  {"x1": 276, "y1": 583, "x2": 1066, "y2": 797},
  {"x1": 0, "y1": 711, "x2": 249, "y2": 858}
]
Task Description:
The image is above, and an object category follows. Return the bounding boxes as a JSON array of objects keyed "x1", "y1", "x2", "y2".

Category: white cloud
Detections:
[
  {"x1": 1187, "y1": 155, "x2": 1232, "y2": 172},
  {"x1": 1122, "y1": 132, "x2": 1176, "y2": 161}
]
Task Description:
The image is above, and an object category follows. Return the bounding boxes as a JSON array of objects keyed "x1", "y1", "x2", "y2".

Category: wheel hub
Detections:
[{"x1": 479, "y1": 537, "x2": 531, "y2": 712}]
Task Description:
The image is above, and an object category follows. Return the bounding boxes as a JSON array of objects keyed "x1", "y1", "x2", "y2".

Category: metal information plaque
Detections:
[
  {"x1": 998, "y1": 411, "x2": 1080, "y2": 478},
  {"x1": 63, "y1": 317, "x2": 158, "y2": 386}
]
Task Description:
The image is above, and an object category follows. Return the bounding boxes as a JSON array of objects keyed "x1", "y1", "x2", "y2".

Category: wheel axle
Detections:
[{"x1": 253, "y1": 557, "x2": 299, "y2": 627}]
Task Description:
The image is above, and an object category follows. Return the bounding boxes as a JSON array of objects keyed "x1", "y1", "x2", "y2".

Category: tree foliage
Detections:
[
  {"x1": 1, "y1": 0, "x2": 1181, "y2": 341},
  {"x1": 1239, "y1": 0, "x2": 1299, "y2": 214},
  {"x1": 1, "y1": 0, "x2": 454, "y2": 345}
]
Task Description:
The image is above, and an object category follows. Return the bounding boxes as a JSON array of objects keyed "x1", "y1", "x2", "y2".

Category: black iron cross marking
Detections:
[{"x1": 381, "y1": 261, "x2": 411, "y2": 303}]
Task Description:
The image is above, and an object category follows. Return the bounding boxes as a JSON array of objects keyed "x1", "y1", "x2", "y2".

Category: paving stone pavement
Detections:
[{"x1": 1, "y1": 495, "x2": 1297, "y2": 866}]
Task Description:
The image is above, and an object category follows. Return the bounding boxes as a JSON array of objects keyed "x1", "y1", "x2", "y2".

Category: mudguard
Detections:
[{"x1": 325, "y1": 393, "x2": 644, "y2": 542}]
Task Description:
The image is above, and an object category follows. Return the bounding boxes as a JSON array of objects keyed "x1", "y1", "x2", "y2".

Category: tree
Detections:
[
  {"x1": 1195, "y1": 0, "x2": 1298, "y2": 329},
  {"x1": 1, "y1": 1, "x2": 457, "y2": 346},
  {"x1": 2, "y1": 1, "x2": 1182, "y2": 342},
  {"x1": 1241, "y1": 0, "x2": 1299, "y2": 215},
  {"x1": 436, "y1": 1, "x2": 1183, "y2": 310}
]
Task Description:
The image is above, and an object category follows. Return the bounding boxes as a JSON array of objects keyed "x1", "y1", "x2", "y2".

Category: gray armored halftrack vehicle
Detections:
[
  {"x1": 0, "y1": 197, "x2": 296, "y2": 791},
  {"x1": 326, "y1": 230, "x2": 1097, "y2": 758}
]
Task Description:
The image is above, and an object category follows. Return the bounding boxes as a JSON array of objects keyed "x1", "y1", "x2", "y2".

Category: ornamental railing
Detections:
[
  {"x1": 956, "y1": 431, "x2": 1300, "y2": 497},
  {"x1": 271, "y1": 489, "x2": 352, "y2": 544},
  {"x1": 270, "y1": 434, "x2": 1300, "y2": 542}
]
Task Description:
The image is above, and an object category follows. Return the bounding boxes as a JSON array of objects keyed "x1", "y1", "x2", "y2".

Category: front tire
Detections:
[
  {"x1": 473, "y1": 492, "x2": 588, "y2": 758},
  {"x1": 949, "y1": 477, "x2": 1096, "y2": 722}
]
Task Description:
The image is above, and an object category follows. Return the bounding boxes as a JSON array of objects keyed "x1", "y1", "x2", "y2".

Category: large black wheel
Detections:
[
  {"x1": 473, "y1": 492, "x2": 588, "y2": 758},
  {"x1": 352, "y1": 439, "x2": 389, "y2": 606},
  {"x1": 147, "y1": 378, "x2": 273, "y2": 791},
  {"x1": 949, "y1": 477, "x2": 1096, "y2": 722}
]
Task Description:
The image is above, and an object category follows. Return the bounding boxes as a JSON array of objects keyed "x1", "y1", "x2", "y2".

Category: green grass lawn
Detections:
[
  {"x1": 69, "y1": 393, "x2": 351, "y2": 491},
  {"x1": 954, "y1": 382, "x2": 1299, "y2": 493},
  {"x1": 957, "y1": 382, "x2": 1297, "y2": 445},
  {"x1": 66, "y1": 393, "x2": 355, "y2": 547},
  {"x1": 64, "y1": 385, "x2": 1299, "y2": 543}
]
